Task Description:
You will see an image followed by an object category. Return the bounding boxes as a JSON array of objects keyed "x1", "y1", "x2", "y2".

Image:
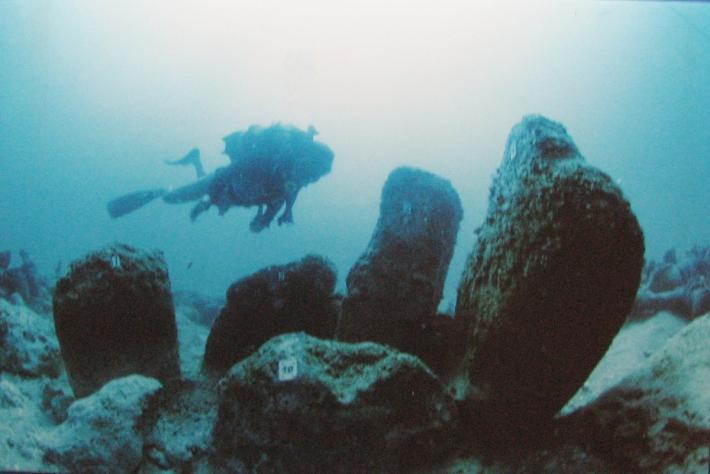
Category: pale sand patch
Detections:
[{"x1": 561, "y1": 311, "x2": 688, "y2": 415}]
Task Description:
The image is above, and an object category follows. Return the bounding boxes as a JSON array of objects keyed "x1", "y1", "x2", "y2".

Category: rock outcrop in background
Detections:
[
  {"x1": 337, "y1": 166, "x2": 463, "y2": 363},
  {"x1": 0, "y1": 250, "x2": 52, "y2": 313},
  {"x1": 203, "y1": 254, "x2": 338, "y2": 374},
  {"x1": 172, "y1": 290, "x2": 223, "y2": 328},
  {"x1": 456, "y1": 115, "x2": 645, "y2": 434},
  {"x1": 53, "y1": 243, "x2": 180, "y2": 397},
  {"x1": 631, "y1": 245, "x2": 710, "y2": 320}
]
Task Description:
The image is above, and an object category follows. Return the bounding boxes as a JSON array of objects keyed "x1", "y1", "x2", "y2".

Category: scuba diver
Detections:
[{"x1": 107, "y1": 124, "x2": 334, "y2": 233}]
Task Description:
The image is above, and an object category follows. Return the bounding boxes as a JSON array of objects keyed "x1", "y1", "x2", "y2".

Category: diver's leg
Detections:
[
  {"x1": 249, "y1": 200, "x2": 283, "y2": 233},
  {"x1": 163, "y1": 175, "x2": 213, "y2": 204},
  {"x1": 164, "y1": 148, "x2": 206, "y2": 178},
  {"x1": 277, "y1": 188, "x2": 301, "y2": 225},
  {"x1": 249, "y1": 205, "x2": 265, "y2": 225},
  {"x1": 108, "y1": 188, "x2": 167, "y2": 218}
]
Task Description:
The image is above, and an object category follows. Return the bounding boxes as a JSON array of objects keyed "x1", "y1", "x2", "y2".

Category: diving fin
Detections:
[
  {"x1": 165, "y1": 148, "x2": 205, "y2": 178},
  {"x1": 107, "y1": 188, "x2": 167, "y2": 219}
]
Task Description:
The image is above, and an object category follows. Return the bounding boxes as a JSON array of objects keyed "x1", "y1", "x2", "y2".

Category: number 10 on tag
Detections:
[{"x1": 278, "y1": 358, "x2": 298, "y2": 381}]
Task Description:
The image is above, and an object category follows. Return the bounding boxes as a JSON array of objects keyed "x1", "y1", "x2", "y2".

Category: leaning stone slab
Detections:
[{"x1": 456, "y1": 115, "x2": 644, "y2": 432}]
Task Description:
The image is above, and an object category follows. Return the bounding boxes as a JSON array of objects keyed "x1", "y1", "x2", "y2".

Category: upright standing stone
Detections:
[
  {"x1": 53, "y1": 243, "x2": 180, "y2": 397},
  {"x1": 337, "y1": 167, "x2": 463, "y2": 357},
  {"x1": 456, "y1": 115, "x2": 644, "y2": 432}
]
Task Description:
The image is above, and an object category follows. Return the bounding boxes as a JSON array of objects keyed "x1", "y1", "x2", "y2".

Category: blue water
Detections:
[{"x1": 1, "y1": 1, "x2": 708, "y2": 309}]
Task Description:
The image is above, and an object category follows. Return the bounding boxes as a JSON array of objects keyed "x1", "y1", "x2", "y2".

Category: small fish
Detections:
[{"x1": 187, "y1": 261, "x2": 193, "y2": 269}]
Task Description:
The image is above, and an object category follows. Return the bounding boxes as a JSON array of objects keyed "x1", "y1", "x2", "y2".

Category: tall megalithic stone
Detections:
[
  {"x1": 53, "y1": 243, "x2": 180, "y2": 397},
  {"x1": 337, "y1": 167, "x2": 463, "y2": 358},
  {"x1": 456, "y1": 115, "x2": 644, "y2": 434}
]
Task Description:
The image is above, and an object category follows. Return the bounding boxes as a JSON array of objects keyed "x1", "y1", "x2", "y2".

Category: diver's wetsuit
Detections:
[
  {"x1": 163, "y1": 123, "x2": 332, "y2": 232},
  {"x1": 198, "y1": 161, "x2": 285, "y2": 232}
]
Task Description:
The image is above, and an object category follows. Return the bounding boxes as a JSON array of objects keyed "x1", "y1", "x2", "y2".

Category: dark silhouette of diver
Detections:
[{"x1": 107, "y1": 124, "x2": 334, "y2": 233}]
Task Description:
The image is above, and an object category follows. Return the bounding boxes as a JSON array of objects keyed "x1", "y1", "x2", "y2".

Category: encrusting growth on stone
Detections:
[
  {"x1": 337, "y1": 166, "x2": 463, "y2": 361},
  {"x1": 456, "y1": 115, "x2": 645, "y2": 434},
  {"x1": 52, "y1": 243, "x2": 180, "y2": 398}
]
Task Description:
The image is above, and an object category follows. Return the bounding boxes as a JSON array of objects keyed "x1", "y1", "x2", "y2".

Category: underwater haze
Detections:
[{"x1": 1, "y1": 0, "x2": 709, "y2": 307}]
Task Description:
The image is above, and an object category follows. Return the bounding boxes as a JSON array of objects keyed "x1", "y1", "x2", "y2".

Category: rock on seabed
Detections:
[
  {"x1": 42, "y1": 375, "x2": 163, "y2": 473},
  {"x1": 53, "y1": 243, "x2": 180, "y2": 397},
  {"x1": 337, "y1": 166, "x2": 463, "y2": 361},
  {"x1": 212, "y1": 332, "x2": 456, "y2": 472},
  {"x1": 562, "y1": 313, "x2": 710, "y2": 473},
  {"x1": 0, "y1": 299, "x2": 61, "y2": 378},
  {"x1": 203, "y1": 254, "x2": 338, "y2": 374},
  {"x1": 456, "y1": 115, "x2": 644, "y2": 433}
]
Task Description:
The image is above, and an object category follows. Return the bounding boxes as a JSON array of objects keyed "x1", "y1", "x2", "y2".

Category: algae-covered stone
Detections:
[
  {"x1": 42, "y1": 375, "x2": 163, "y2": 473},
  {"x1": 53, "y1": 243, "x2": 180, "y2": 397},
  {"x1": 143, "y1": 380, "x2": 217, "y2": 471},
  {"x1": 337, "y1": 166, "x2": 463, "y2": 358},
  {"x1": 0, "y1": 299, "x2": 61, "y2": 378},
  {"x1": 562, "y1": 314, "x2": 710, "y2": 473},
  {"x1": 0, "y1": 376, "x2": 57, "y2": 472},
  {"x1": 203, "y1": 254, "x2": 338, "y2": 373},
  {"x1": 212, "y1": 332, "x2": 456, "y2": 472},
  {"x1": 456, "y1": 115, "x2": 644, "y2": 430}
]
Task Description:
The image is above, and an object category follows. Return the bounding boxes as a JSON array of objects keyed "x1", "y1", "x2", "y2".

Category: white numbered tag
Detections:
[{"x1": 278, "y1": 358, "x2": 298, "y2": 381}]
